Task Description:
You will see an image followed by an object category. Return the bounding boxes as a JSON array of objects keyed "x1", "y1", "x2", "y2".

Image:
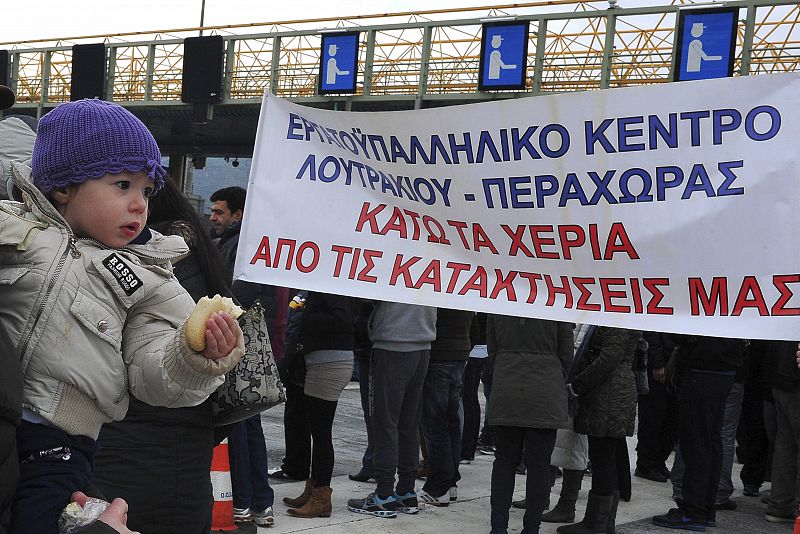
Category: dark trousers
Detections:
[
  {"x1": 616, "y1": 437, "x2": 632, "y2": 498},
  {"x1": 636, "y1": 379, "x2": 679, "y2": 472},
  {"x1": 303, "y1": 393, "x2": 339, "y2": 487},
  {"x1": 678, "y1": 369, "x2": 734, "y2": 522},
  {"x1": 421, "y1": 360, "x2": 466, "y2": 497},
  {"x1": 588, "y1": 435, "x2": 624, "y2": 496},
  {"x1": 766, "y1": 388, "x2": 800, "y2": 517},
  {"x1": 738, "y1": 380, "x2": 771, "y2": 488},
  {"x1": 11, "y1": 421, "x2": 98, "y2": 534},
  {"x1": 370, "y1": 348, "x2": 430, "y2": 497},
  {"x1": 491, "y1": 426, "x2": 557, "y2": 530},
  {"x1": 462, "y1": 357, "x2": 486, "y2": 460},
  {"x1": 281, "y1": 382, "x2": 311, "y2": 479},
  {"x1": 355, "y1": 357, "x2": 374, "y2": 476},
  {"x1": 228, "y1": 415, "x2": 274, "y2": 511},
  {"x1": 93, "y1": 398, "x2": 214, "y2": 534}
]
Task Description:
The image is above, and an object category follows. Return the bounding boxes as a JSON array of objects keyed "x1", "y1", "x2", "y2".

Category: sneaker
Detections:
[
  {"x1": 765, "y1": 512, "x2": 796, "y2": 523},
  {"x1": 233, "y1": 507, "x2": 252, "y2": 522},
  {"x1": 347, "y1": 492, "x2": 398, "y2": 518},
  {"x1": 252, "y1": 507, "x2": 274, "y2": 526},
  {"x1": 395, "y1": 491, "x2": 420, "y2": 514},
  {"x1": 743, "y1": 484, "x2": 760, "y2": 497},
  {"x1": 511, "y1": 498, "x2": 526, "y2": 509},
  {"x1": 715, "y1": 499, "x2": 736, "y2": 510},
  {"x1": 418, "y1": 489, "x2": 450, "y2": 507},
  {"x1": 652, "y1": 508, "x2": 706, "y2": 531},
  {"x1": 449, "y1": 486, "x2": 458, "y2": 502}
]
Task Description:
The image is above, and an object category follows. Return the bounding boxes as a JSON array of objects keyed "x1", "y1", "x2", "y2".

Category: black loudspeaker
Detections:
[
  {"x1": 182, "y1": 35, "x2": 224, "y2": 104},
  {"x1": 0, "y1": 50, "x2": 9, "y2": 86},
  {"x1": 71, "y1": 43, "x2": 106, "y2": 100}
]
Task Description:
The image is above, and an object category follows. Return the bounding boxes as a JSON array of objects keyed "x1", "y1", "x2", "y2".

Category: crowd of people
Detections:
[{"x1": 0, "y1": 87, "x2": 799, "y2": 534}]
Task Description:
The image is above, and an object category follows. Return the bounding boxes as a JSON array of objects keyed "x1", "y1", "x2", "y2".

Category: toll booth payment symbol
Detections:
[
  {"x1": 479, "y1": 21, "x2": 529, "y2": 91},
  {"x1": 674, "y1": 8, "x2": 737, "y2": 82},
  {"x1": 319, "y1": 32, "x2": 359, "y2": 94}
]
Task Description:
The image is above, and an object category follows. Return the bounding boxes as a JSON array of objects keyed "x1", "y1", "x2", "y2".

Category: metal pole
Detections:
[
  {"x1": 417, "y1": 25, "x2": 433, "y2": 109},
  {"x1": 363, "y1": 29, "x2": 376, "y2": 96},
  {"x1": 739, "y1": 1, "x2": 757, "y2": 76},
  {"x1": 600, "y1": 11, "x2": 616, "y2": 89},
  {"x1": 200, "y1": 0, "x2": 206, "y2": 36},
  {"x1": 532, "y1": 19, "x2": 548, "y2": 94}
]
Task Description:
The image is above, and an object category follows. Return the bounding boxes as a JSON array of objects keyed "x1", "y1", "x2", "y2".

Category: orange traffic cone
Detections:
[{"x1": 211, "y1": 439, "x2": 237, "y2": 532}]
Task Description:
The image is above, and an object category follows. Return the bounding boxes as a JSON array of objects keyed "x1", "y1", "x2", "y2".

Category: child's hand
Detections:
[
  {"x1": 202, "y1": 312, "x2": 242, "y2": 360},
  {"x1": 70, "y1": 492, "x2": 139, "y2": 534}
]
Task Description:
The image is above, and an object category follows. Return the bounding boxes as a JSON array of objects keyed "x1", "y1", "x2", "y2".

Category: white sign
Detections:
[{"x1": 236, "y1": 73, "x2": 800, "y2": 340}]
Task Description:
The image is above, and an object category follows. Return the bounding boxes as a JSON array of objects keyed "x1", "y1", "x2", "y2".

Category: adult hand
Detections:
[
  {"x1": 70, "y1": 492, "x2": 140, "y2": 534},
  {"x1": 796, "y1": 342, "x2": 800, "y2": 368},
  {"x1": 202, "y1": 312, "x2": 243, "y2": 360},
  {"x1": 652, "y1": 367, "x2": 666, "y2": 384}
]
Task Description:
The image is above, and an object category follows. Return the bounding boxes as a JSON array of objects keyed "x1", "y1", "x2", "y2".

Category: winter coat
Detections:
[
  {"x1": 486, "y1": 315, "x2": 573, "y2": 429},
  {"x1": 217, "y1": 220, "x2": 289, "y2": 362},
  {"x1": 430, "y1": 308, "x2": 474, "y2": 361},
  {"x1": 0, "y1": 163, "x2": 243, "y2": 439},
  {"x1": 299, "y1": 292, "x2": 356, "y2": 353},
  {"x1": 572, "y1": 326, "x2": 641, "y2": 438}
]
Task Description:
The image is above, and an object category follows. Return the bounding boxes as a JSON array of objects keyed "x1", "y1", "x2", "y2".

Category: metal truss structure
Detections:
[{"x1": 3, "y1": 0, "x2": 800, "y2": 109}]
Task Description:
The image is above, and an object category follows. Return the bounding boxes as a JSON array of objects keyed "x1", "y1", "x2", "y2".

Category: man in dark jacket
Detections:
[
  {"x1": 635, "y1": 332, "x2": 678, "y2": 483},
  {"x1": 418, "y1": 309, "x2": 475, "y2": 506},
  {"x1": 764, "y1": 340, "x2": 800, "y2": 523},
  {"x1": 209, "y1": 186, "x2": 280, "y2": 526},
  {"x1": 653, "y1": 336, "x2": 747, "y2": 531}
]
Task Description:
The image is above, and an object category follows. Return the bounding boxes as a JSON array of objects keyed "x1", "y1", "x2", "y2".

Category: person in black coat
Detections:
[
  {"x1": 652, "y1": 336, "x2": 747, "y2": 531},
  {"x1": 93, "y1": 178, "x2": 234, "y2": 534}
]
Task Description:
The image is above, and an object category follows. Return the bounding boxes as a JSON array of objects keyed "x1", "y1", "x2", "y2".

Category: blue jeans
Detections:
[
  {"x1": 228, "y1": 415, "x2": 274, "y2": 511},
  {"x1": 356, "y1": 357, "x2": 374, "y2": 475},
  {"x1": 671, "y1": 381, "x2": 743, "y2": 504},
  {"x1": 421, "y1": 360, "x2": 466, "y2": 497}
]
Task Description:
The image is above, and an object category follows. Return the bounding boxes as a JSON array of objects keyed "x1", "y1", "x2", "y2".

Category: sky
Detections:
[
  {"x1": 4, "y1": 0, "x2": 673, "y2": 45},
  {"x1": 3, "y1": 0, "x2": 508, "y2": 44}
]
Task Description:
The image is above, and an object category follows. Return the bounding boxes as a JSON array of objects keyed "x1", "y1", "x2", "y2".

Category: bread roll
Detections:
[{"x1": 185, "y1": 295, "x2": 243, "y2": 351}]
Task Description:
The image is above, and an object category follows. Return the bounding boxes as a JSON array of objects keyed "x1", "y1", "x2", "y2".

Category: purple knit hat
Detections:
[{"x1": 31, "y1": 99, "x2": 165, "y2": 193}]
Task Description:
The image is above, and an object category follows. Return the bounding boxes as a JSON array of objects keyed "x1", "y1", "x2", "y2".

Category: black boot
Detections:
[
  {"x1": 542, "y1": 469, "x2": 584, "y2": 523},
  {"x1": 605, "y1": 491, "x2": 619, "y2": 534},
  {"x1": 556, "y1": 491, "x2": 613, "y2": 534}
]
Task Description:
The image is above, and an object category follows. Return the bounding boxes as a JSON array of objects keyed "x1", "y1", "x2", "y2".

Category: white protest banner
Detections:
[{"x1": 236, "y1": 73, "x2": 800, "y2": 340}]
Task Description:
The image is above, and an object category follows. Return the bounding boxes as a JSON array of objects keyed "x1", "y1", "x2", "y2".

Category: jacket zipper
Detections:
[{"x1": 18, "y1": 234, "x2": 79, "y2": 361}]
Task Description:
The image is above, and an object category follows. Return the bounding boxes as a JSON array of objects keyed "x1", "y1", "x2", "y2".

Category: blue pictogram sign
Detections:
[
  {"x1": 478, "y1": 21, "x2": 529, "y2": 91},
  {"x1": 674, "y1": 7, "x2": 738, "y2": 82},
  {"x1": 319, "y1": 32, "x2": 359, "y2": 94}
]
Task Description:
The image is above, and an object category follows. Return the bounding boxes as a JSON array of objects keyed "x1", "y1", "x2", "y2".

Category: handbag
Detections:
[{"x1": 211, "y1": 301, "x2": 286, "y2": 426}]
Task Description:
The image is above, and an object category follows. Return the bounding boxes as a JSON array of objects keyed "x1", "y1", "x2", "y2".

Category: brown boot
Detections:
[
  {"x1": 283, "y1": 479, "x2": 315, "y2": 508},
  {"x1": 287, "y1": 486, "x2": 333, "y2": 518}
]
